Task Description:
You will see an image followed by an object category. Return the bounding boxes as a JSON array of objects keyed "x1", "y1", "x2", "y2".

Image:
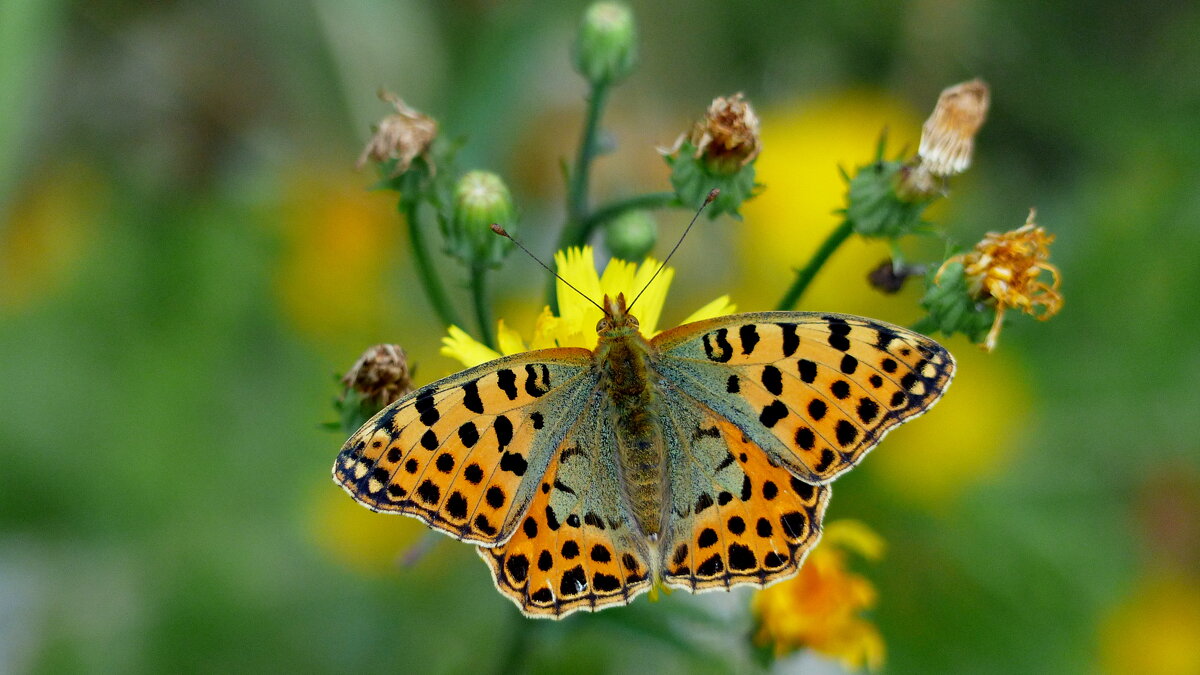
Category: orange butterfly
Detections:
[{"x1": 334, "y1": 291, "x2": 953, "y2": 618}]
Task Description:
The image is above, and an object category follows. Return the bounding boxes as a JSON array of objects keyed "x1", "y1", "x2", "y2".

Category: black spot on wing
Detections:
[
  {"x1": 759, "y1": 400, "x2": 788, "y2": 428},
  {"x1": 458, "y1": 422, "x2": 479, "y2": 447},
  {"x1": 500, "y1": 452, "x2": 527, "y2": 476},
  {"x1": 415, "y1": 390, "x2": 438, "y2": 426},
  {"x1": 494, "y1": 415, "x2": 513, "y2": 448},
  {"x1": 524, "y1": 364, "x2": 550, "y2": 397},
  {"x1": 798, "y1": 359, "x2": 817, "y2": 384},
  {"x1": 462, "y1": 380, "x2": 484, "y2": 414},
  {"x1": 779, "y1": 323, "x2": 800, "y2": 357},
  {"x1": 496, "y1": 369, "x2": 518, "y2": 400},
  {"x1": 739, "y1": 324, "x2": 760, "y2": 355},
  {"x1": 761, "y1": 365, "x2": 783, "y2": 396},
  {"x1": 703, "y1": 328, "x2": 733, "y2": 362}
]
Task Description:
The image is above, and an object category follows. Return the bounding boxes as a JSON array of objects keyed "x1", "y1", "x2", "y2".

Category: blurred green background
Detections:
[{"x1": 2, "y1": 1, "x2": 1199, "y2": 672}]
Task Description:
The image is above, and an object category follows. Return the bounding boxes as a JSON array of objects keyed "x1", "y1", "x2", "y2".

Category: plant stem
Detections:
[
  {"x1": 775, "y1": 219, "x2": 855, "y2": 311},
  {"x1": 581, "y1": 190, "x2": 679, "y2": 241},
  {"x1": 548, "y1": 81, "x2": 612, "y2": 308},
  {"x1": 469, "y1": 262, "x2": 495, "y2": 349},
  {"x1": 402, "y1": 201, "x2": 462, "y2": 329}
]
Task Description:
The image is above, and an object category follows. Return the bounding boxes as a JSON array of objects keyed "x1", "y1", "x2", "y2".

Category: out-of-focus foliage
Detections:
[{"x1": 2, "y1": 1, "x2": 1198, "y2": 673}]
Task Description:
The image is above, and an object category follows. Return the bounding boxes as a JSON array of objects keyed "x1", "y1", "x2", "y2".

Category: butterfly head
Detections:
[{"x1": 596, "y1": 293, "x2": 641, "y2": 338}]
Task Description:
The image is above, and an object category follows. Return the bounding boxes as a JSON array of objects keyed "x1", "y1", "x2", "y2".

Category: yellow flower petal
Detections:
[
  {"x1": 440, "y1": 324, "x2": 501, "y2": 368},
  {"x1": 528, "y1": 306, "x2": 561, "y2": 350},
  {"x1": 495, "y1": 319, "x2": 526, "y2": 356},
  {"x1": 554, "y1": 246, "x2": 605, "y2": 341},
  {"x1": 623, "y1": 261, "x2": 671, "y2": 335},
  {"x1": 676, "y1": 294, "x2": 737, "y2": 328},
  {"x1": 821, "y1": 520, "x2": 886, "y2": 562}
]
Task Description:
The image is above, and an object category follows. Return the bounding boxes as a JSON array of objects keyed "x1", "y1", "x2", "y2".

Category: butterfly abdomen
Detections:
[{"x1": 599, "y1": 334, "x2": 666, "y2": 537}]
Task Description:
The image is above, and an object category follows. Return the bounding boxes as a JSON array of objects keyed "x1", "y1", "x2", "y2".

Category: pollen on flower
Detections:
[
  {"x1": 356, "y1": 90, "x2": 438, "y2": 176},
  {"x1": 751, "y1": 520, "x2": 886, "y2": 671},
  {"x1": 937, "y1": 209, "x2": 1063, "y2": 351},
  {"x1": 918, "y1": 79, "x2": 990, "y2": 177}
]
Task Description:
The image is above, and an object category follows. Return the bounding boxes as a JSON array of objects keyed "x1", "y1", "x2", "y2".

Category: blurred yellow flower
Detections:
[
  {"x1": 870, "y1": 339, "x2": 1028, "y2": 508},
  {"x1": 441, "y1": 246, "x2": 735, "y2": 367},
  {"x1": 1, "y1": 161, "x2": 105, "y2": 312},
  {"x1": 274, "y1": 171, "x2": 399, "y2": 352},
  {"x1": 739, "y1": 91, "x2": 928, "y2": 320},
  {"x1": 308, "y1": 484, "x2": 428, "y2": 576},
  {"x1": 752, "y1": 520, "x2": 886, "y2": 671},
  {"x1": 1100, "y1": 575, "x2": 1200, "y2": 675}
]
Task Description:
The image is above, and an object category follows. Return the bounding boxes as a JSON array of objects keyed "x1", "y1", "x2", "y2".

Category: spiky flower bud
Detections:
[
  {"x1": 603, "y1": 210, "x2": 657, "y2": 261},
  {"x1": 446, "y1": 171, "x2": 515, "y2": 268},
  {"x1": 341, "y1": 344, "x2": 412, "y2": 408},
  {"x1": 573, "y1": 2, "x2": 637, "y2": 87},
  {"x1": 662, "y1": 93, "x2": 762, "y2": 218},
  {"x1": 356, "y1": 91, "x2": 438, "y2": 177}
]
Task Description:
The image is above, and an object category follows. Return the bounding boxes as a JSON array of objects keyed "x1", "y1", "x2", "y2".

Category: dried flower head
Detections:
[
  {"x1": 918, "y1": 79, "x2": 990, "y2": 177},
  {"x1": 678, "y1": 92, "x2": 762, "y2": 174},
  {"x1": 937, "y1": 209, "x2": 1063, "y2": 351},
  {"x1": 356, "y1": 91, "x2": 438, "y2": 176},
  {"x1": 341, "y1": 344, "x2": 412, "y2": 408}
]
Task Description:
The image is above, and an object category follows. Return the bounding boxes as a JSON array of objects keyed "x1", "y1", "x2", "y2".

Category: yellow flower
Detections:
[
  {"x1": 738, "y1": 91, "x2": 929, "y2": 320},
  {"x1": 938, "y1": 209, "x2": 1063, "y2": 351},
  {"x1": 441, "y1": 246, "x2": 735, "y2": 367},
  {"x1": 752, "y1": 520, "x2": 886, "y2": 671},
  {"x1": 1100, "y1": 574, "x2": 1200, "y2": 675}
]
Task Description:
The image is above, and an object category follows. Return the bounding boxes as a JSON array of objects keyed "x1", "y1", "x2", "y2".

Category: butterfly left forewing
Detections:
[
  {"x1": 334, "y1": 349, "x2": 596, "y2": 545},
  {"x1": 652, "y1": 312, "x2": 954, "y2": 483},
  {"x1": 479, "y1": 391, "x2": 654, "y2": 618}
]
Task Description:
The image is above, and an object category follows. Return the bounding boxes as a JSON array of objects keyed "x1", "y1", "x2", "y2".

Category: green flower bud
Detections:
[
  {"x1": 445, "y1": 171, "x2": 515, "y2": 267},
  {"x1": 919, "y1": 260, "x2": 996, "y2": 344},
  {"x1": 664, "y1": 140, "x2": 758, "y2": 219},
  {"x1": 603, "y1": 210, "x2": 657, "y2": 260},
  {"x1": 573, "y1": 2, "x2": 637, "y2": 86},
  {"x1": 844, "y1": 159, "x2": 931, "y2": 238}
]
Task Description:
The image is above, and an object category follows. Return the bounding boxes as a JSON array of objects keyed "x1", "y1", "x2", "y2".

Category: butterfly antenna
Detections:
[
  {"x1": 627, "y1": 188, "x2": 718, "y2": 312},
  {"x1": 490, "y1": 224, "x2": 606, "y2": 313}
]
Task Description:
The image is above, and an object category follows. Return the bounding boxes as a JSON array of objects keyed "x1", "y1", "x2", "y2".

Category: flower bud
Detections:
[
  {"x1": 446, "y1": 171, "x2": 515, "y2": 267},
  {"x1": 918, "y1": 79, "x2": 990, "y2": 177},
  {"x1": 335, "y1": 344, "x2": 413, "y2": 431},
  {"x1": 603, "y1": 210, "x2": 657, "y2": 261},
  {"x1": 662, "y1": 93, "x2": 762, "y2": 218},
  {"x1": 356, "y1": 91, "x2": 438, "y2": 177},
  {"x1": 844, "y1": 159, "x2": 926, "y2": 237},
  {"x1": 867, "y1": 259, "x2": 920, "y2": 294},
  {"x1": 573, "y1": 2, "x2": 637, "y2": 86}
]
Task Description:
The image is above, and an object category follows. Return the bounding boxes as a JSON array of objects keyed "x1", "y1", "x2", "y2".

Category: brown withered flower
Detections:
[
  {"x1": 918, "y1": 79, "x2": 990, "y2": 177},
  {"x1": 356, "y1": 90, "x2": 438, "y2": 176},
  {"x1": 341, "y1": 344, "x2": 413, "y2": 408},
  {"x1": 867, "y1": 259, "x2": 921, "y2": 294},
  {"x1": 665, "y1": 92, "x2": 761, "y2": 174},
  {"x1": 938, "y1": 209, "x2": 1063, "y2": 351}
]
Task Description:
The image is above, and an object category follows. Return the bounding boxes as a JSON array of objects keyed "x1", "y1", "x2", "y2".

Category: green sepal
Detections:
[
  {"x1": 919, "y1": 261, "x2": 996, "y2": 343},
  {"x1": 665, "y1": 141, "x2": 759, "y2": 219},
  {"x1": 844, "y1": 159, "x2": 932, "y2": 238}
]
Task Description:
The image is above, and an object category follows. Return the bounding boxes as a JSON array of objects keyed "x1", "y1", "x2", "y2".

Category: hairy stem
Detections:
[
  {"x1": 775, "y1": 219, "x2": 855, "y2": 311},
  {"x1": 403, "y1": 201, "x2": 462, "y2": 329},
  {"x1": 470, "y1": 262, "x2": 495, "y2": 349}
]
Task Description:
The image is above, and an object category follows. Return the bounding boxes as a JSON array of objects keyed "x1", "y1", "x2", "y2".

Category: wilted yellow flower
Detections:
[
  {"x1": 918, "y1": 79, "x2": 990, "y2": 177},
  {"x1": 441, "y1": 246, "x2": 735, "y2": 367},
  {"x1": 938, "y1": 209, "x2": 1063, "y2": 351},
  {"x1": 752, "y1": 520, "x2": 886, "y2": 671},
  {"x1": 341, "y1": 344, "x2": 412, "y2": 409},
  {"x1": 356, "y1": 90, "x2": 438, "y2": 176}
]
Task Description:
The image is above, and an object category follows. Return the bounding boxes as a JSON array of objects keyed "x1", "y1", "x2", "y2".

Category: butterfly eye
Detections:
[
  {"x1": 627, "y1": 316, "x2": 640, "y2": 329},
  {"x1": 596, "y1": 318, "x2": 611, "y2": 332}
]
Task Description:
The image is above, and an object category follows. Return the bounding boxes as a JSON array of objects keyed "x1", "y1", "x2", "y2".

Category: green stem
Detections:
[
  {"x1": 775, "y1": 219, "x2": 855, "y2": 311},
  {"x1": 469, "y1": 263, "x2": 495, "y2": 349},
  {"x1": 548, "y1": 81, "x2": 612, "y2": 308},
  {"x1": 580, "y1": 190, "x2": 679, "y2": 241},
  {"x1": 402, "y1": 201, "x2": 462, "y2": 329}
]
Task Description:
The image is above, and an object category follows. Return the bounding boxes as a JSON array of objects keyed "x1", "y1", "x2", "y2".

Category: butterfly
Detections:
[{"x1": 333, "y1": 293, "x2": 953, "y2": 618}]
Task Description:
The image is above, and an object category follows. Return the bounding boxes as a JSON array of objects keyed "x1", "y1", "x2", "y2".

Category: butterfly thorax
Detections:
[{"x1": 595, "y1": 294, "x2": 666, "y2": 538}]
